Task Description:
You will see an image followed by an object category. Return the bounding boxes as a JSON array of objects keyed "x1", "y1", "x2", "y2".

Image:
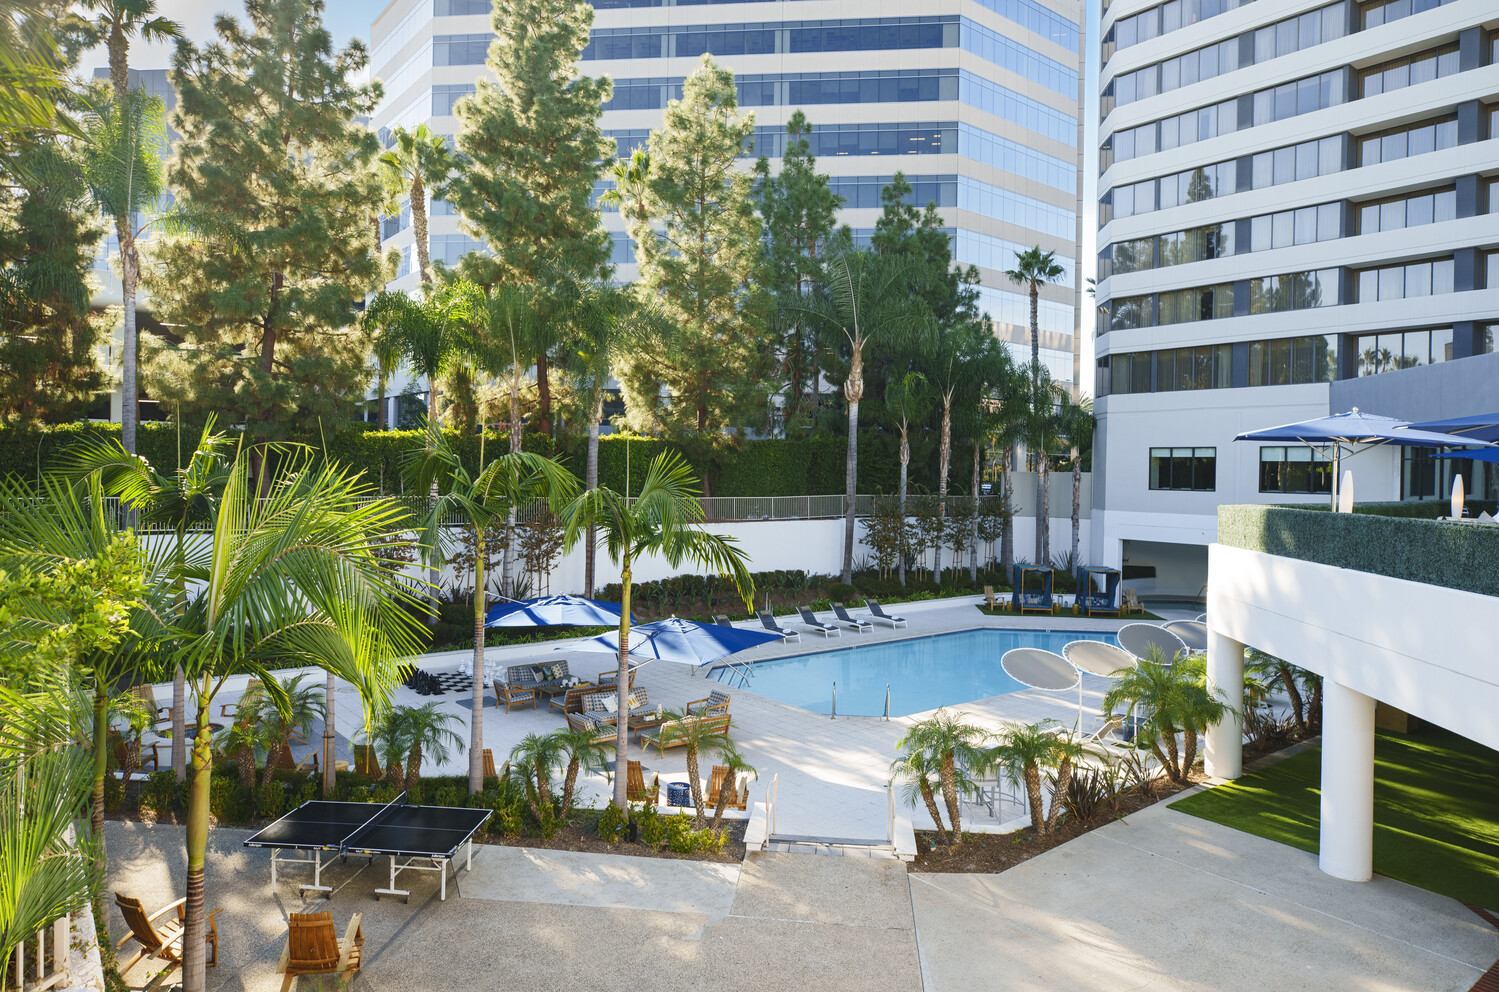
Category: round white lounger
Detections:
[
  {"x1": 1161, "y1": 620, "x2": 1208, "y2": 654},
  {"x1": 1000, "y1": 647, "x2": 1079, "y2": 691},
  {"x1": 1117, "y1": 622, "x2": 1188, "y2": 663},
  {"x1": 1061, "y1": 640, "x2": 1139, "y2": 730}
]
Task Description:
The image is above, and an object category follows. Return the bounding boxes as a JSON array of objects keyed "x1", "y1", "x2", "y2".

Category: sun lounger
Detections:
[
  {"x1": 757, "y1": 611, "x2": 801, "y2": 643},
  {"x1": 831, "y1": 602, "x2": 874, "y2": 633},
  {"x1": 863, "y1": 599, "x2": 907, "y2": 628},
  {"x1": 713, "y1": 615, "x2": 733, "y2": 627},
  {"x1": 796, "y1": 606, "x2": 841, "y2": 637}
]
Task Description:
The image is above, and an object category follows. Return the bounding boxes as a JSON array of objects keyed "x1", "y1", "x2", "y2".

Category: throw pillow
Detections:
[
  {"x1": 600, "y1": 695, "x2": 618, "y2": 714},
  {"x1": 627, "y1": 692, "x2": 640, "y2": 711},
  {"x1": 529, "y1": 666, "x2": 545, "y2": 683}
]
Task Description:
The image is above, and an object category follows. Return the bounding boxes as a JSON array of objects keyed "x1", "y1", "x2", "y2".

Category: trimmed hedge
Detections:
[
  {"x1": 1, "y1": 422, "x2": 902, "y2": 498},
  {"x1": 1218, "y1": 504, "x2": 1499, "y2": 598},
  {"x1": 1275, "y1": 499, "x2": 1499, "y2": 519}
]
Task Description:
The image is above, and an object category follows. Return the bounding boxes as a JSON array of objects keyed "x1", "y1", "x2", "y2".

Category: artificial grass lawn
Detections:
[{"x1": 1170, "y1": 727, "x2": 1499, "y2": 909}]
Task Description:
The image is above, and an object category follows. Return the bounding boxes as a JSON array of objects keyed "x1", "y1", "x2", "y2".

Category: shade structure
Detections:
[
  {"x1": 485, "y1": 595, "x2": 628, "y2": 628},
  {"x1": 1117, "y1": 623, "x2": 1187, "y2": 664},
  {"x1": 1407, "y1": 413, "x2": 1499, "y2": 443},
  {"x1": 566, "y1": 616, "x2": 782, "y2": 667},
  {"x1": 1062, "y1": 640, "x2": 1137, "y2": 729},
  {"x1": 1435, "y1": 448, "x2": 1499, "y2": 464},
  {"x1": 1000, "y1": 648, "x2": 1078, "y2": 692},
  {"x1": 1161, "y1": 620, "x2": 1208, "y2": 654},
  {"x1": 1234, "y1": 408, "x2": 1491, "y2": 510}
]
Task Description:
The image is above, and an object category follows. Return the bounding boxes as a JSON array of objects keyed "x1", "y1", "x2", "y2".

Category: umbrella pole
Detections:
[{"x1": 1331, "y1": 448, "x2": 1341, "y2": 511}]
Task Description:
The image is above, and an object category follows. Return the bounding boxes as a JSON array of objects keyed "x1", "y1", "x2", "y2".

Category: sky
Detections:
[{"x1": 98, "y1": 0, "x2": 1103, "y2": 389}]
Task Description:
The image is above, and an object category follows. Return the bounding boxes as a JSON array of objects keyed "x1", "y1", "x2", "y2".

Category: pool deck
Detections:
[{"x1": 143, "y1": 596, "x2": 1153, "y2": 845}]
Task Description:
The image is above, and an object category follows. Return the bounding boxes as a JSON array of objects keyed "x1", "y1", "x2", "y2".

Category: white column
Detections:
[
  {"x1": 1204, "y1": 630, "x2": 1245, "y2": 780},
  {"x1": 1319, "y1": 679, "x2": 1376, "y2": 882}
]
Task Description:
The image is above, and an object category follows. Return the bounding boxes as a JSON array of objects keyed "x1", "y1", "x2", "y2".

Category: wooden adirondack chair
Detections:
[
  {"x1": 483, "y1": 748, "x2": 497, "y2": 778},
  {"x1": 626, "y1": 760, "x2": 658, "y2": 804},
  {"x1": 275, "y1": 911, "x2": 363, "y2": 992},
  {"x1": 114, "y1": 893, "x2": 220, "y2": 990},
  {"x1": 706, "y1": 765, "x2": 748, "y2": 811}
]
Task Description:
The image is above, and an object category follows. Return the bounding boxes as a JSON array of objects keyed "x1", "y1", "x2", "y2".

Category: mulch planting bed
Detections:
[
  {"x1": 910, "y1": 771, "x2": 1205, "y2": 874},
  {"x1": 483, "y1": 817, "x2": 747, "y2": 864}
]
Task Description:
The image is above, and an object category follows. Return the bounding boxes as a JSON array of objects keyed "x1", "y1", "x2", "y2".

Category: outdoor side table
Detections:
[{"x1": 665, "y1": 781, "x2": 691, "y2": 807}]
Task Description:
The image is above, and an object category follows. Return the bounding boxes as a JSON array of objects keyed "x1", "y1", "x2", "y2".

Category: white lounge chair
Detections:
[
  {"x1": 863, "y1": 599, "x2": 907, "y2": 628},
  {"x1": 757, "y1": 611, "x2": 801, "y2": 643},
  {"x1": 831, "y1": 602, "x2": 873, "y2": 634},
  {"x1": 796, "y1": 606, "x2": 841, "y2": 637}
]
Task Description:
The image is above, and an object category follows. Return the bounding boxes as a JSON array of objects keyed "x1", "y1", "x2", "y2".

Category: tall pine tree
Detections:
[
  {"x1": 617, "y1": 55, "x2": 769, "y2": 444},
  {"x1": 448, "y1": 0, "x2": 614, "y2": 435},
  {"x1": 870, "y1": 171, "x2": 980, "y2": 327},
  {"x1": 753, "y1": 110, "x2": 841, "y2": 434},
  {"x1": 143, "y1": 0, "x2": 386, "y2": 441}
]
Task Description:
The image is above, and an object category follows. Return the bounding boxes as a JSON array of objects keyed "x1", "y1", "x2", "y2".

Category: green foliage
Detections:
[
  {"x1": 138, "y1": 770, "x2": 185, "y2": 817},
  {"x1": 1217, "y1": 504, "x2": 1499, "y2": 598},
  {"x1": 208, "y1": 776, "x2": 249, "y2": 824},
  {"x1": 631, "y1": 803, "x2": 721, "y2": 851},
  {"x1": 596, "y1": 801, "x2": 629, "y2": 843},
  {"x1": 252, "y1": 781, "x2": 286, "y2": 820}
]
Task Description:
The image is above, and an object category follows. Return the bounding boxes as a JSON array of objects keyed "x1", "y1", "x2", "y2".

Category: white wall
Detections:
[{"x1": 1207, "y1": 542, "x2": 1499, "y2": 752}]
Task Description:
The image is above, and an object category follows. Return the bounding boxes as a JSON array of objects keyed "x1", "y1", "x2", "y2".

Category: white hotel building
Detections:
[
  {"x1": 367, "y1": 0, "x2": 1089, "y2": 420},
  {"x1": 1091, "y1": 0, "x2": 1499, "y2": 598}
]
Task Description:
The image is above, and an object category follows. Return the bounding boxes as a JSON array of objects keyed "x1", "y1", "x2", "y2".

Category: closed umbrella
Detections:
[
  {"x1": 1234, "y1": 408, "x2": 1490, "y2": 510},
  {"x1": 566, "y1": 616, "x2": 782, "y2": 667},
  {"x1": 486, "y1": 594, "x2": 629, "y2": 628}
]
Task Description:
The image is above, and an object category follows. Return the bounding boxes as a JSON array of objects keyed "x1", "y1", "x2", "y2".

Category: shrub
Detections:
[
  {"x1": 1058, "y1": 766, "x2": 1112, "y2": 823},
  {"x1": 138, "y1": 771, "x2": 183, "y2": 817},
  {"x1": 103, "y1": 773, "x2": 125, "y2": 813},
  {"x1": 209, "y1": 777, "x2": 250, "y2": 825},
  {"x1": 826, "y1": 582, "x2": 858, "y2": 603},
  {"x1": 596, "y1": 802, "x2": 630, "y2": 844},
  {"x1": 253, "y1": 781, "x2": 286, "y2": 819}
]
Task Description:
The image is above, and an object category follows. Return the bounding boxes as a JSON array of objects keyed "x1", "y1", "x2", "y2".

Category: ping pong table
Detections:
[{"x1": 243, "y1": 792, "x2": 490, "y2": 902}]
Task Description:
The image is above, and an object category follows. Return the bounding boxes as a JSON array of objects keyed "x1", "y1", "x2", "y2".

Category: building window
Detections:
[
  {"x1": 1355, "y1": 258, "x2": 1454, "y2": 302},
  {"x1": 1353, "y1": 327, "x2": 1453, "y2": 375},
  {"x1": 431, "y1": 83, "x2": 476, "y2": 117},
  {"x1": 433, "y1": 33, "x2": 492, "y2": 66},
  {"x1": 1260, "y1": 446, "x2": 1333, "y2": 494},
  {"x1": 1110, "y1": 296, "x2": 1154, "y2": 331},
  {"x1": 1358, "y1": 116, "x2": 1458, "y2": 167},
  {"x1": 1357, "y1": 187, "x2": 1456, "y2": 234},
  {"x1": 1248, "y1": 269, "x2": 1339, "y2": 313},
  {"x1": 1110, "y1": 352, "x2": 1153, "y2": 393},
  {"x1": 1360, "y1": 44, "x2": 1460, "y2": 97},
  {"x1": 1247, "y1": 335, "x2": 1338, "y2": 386},
  {"x1": 1361, "y1": 0, "x2": 1460, "y2": 29},
  {"x1": 1155, "y1": 344, "x2": 1232, "y2": 391},
  {"x1": 1150, "y1": 447, "x2": 1216, "y2": 491},
  {"x1": 1158, "y1": 283, "x2": 1234, "y2": 325},
  {"x1": 1249, "y1": 202, "x2": 1341, "y2": 250}
]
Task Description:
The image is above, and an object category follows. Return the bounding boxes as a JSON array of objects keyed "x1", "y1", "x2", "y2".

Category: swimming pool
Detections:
[{"x1": 732, "y1": 628, "x2": 1121, "y2": 717}]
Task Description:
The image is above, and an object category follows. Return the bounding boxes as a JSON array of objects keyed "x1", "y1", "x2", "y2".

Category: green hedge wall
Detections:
[
  {"x1": 0, "y1": 423, "x2": 903, "y2": 498},
  {"x1": 1275, "y1": 499, "x2": 1499, "y2": 519},
  {"x1": 1218, "y1": 504, "x2": 1499, "y2": 598}
]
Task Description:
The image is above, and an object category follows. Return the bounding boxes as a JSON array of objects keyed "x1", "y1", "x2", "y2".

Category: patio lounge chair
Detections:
[
  {"x1": 706, "y1": 764, "x2": 749, "y2": 811},
  {"x1": 112, "y1": 734, "x2": 161, "y2": 775},
  {"x1": 713, "y1": 615, "x2": 733, "y2": 627},
  {"x1": 1074, "y1": 566, "x2": 1122, "y2": 617},
  {"x1": 566, "y1": 710, "x2": 619, "y2": 744},
  {"x1": 1122, "y1": 589, "x2": 1143, "y2": 615},
  {"x1": 579, "y1": 687, "x2": 655, "y2": 727},
  {"x1": 637, "y1": 714, "x2": 731, "y2": 756},
  {"x1": 482, "y1": 749, "x2": 497, "y2": 778},
  {"x1": 757, "y1": 611, "x2": 801, "y2": 643},
  {"x1": 983, "y1": 586, "x2": 997, "y2": 609},
  {"x1": 275, "y1": 911, "x2": 363, "y2": 992},
  {"x1": 492, "y1": 678, "x2": 537, "y2": 713},
  {"x1": 114, "y1": 893, "x2": 220, "y2": 990},
  {"x1": 831, "y1": 602, "x2": 874, "y2": 634},
  {"x1": 1011, "y1": 565, "x2": 1054, "y2": 615},
  {"x1": 627, "y1": 760, "x2": 659, "y2": 804},
  {"x1": 686, "y1": 689, "x2": 731, "y2": 718},
  {"x1": 863, "y1": 599, "x2": 907, "y2": 628},
  {"x1": 218, "y1": 678, "x2": 260, "y2": 720},
  {"x1": 796, "y1": 606, "x2": 841, "y2": 637}
]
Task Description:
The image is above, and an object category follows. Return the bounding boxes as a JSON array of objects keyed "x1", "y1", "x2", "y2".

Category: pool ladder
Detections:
[{"x1": 712, "y1": 660, "x2": 753, "y2": 689}]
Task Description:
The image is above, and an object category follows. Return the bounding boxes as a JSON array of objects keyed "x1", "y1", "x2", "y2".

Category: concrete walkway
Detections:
[{"x1": 106, "y1": 791, "x2": 1497, "y2": 992}]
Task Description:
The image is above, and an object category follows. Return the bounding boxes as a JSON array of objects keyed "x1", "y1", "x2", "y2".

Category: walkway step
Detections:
[{"x1": 763, "y1": 838, "x2": 900, "y2": 860}]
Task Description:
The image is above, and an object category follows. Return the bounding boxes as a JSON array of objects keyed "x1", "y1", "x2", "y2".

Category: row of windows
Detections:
[
  {"x1": 1360, "y1": 0, "x2": 1461, "y2": 29},
  {"x1": 953, "y1": 230, "x2": 1076, "y2": 287},
  {"x1": 1104, "y1": 334, "x2": 1337, "y2": 395},
  {"x1": 1260, "y1": 447, "x2": 1332, "y2": 494},
  {"x1": 600, "y1": 70, "x2": 1079, "y2": 147},
  {"x1": 1110, "y1": 268, "x2": 1339, "y2": 330},
  {"x1": 1104, "y1": 0, "x2": 1253, "y2": 60},
  {"x1": 1357, "y1": 116, "x2": 1459, "y2": 166},
  {"x1": 960, "y1": 18, "x2": 1081, "y2": 97},
  {"x1": 1150, "y1": 448, "x2": 1217, "y2": 491},
  {"x1": 975, "y1": 285, "x2": 1077, "y2": 337},
  {"x1": 1354, "y1": 327, "x2": 1454, "y2": 374},
  {"x1": 584, "y1": 17, "x2": 957, "y2": 61},
  {"x1": 433, "y1": 33, "x2": 492, "y2": 66},
  {"x1": 1357, "y1": 187, "x2": 1456, "y2": 235},
  {"x1": 433, "y1": 83, "x2": 475, "y2": 117},
  {"x1": 1354, "y1": 257, "x2": 1455, "y2": 302},
  {"x1": 1104, "y1": 2, "x2": 1346, "y2": 116},
  {"x1": 1360, "y1": 44, "x2": 1460, "y2": 99}
]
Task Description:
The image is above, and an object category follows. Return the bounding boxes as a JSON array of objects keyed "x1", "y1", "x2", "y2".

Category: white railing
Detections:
[{"x1": 9, "y1": 914, "x2": 72, "y2": 991}]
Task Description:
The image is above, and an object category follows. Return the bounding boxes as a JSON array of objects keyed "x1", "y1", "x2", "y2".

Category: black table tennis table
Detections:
[{"x1": 243, "y1": 792, "x2": 490, "y2": 902}]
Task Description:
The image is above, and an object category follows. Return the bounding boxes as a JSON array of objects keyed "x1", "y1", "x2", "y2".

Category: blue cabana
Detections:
[
  {"x1": 1074, "y1": 565, "x2": 1122, "y2": 617},
  {"x1": 1012, "y1": 565, "x2": 1054, "y2": 615}
]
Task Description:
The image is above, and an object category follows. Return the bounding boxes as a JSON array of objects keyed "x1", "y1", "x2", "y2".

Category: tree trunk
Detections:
[
  {"x1": 710, "y1": 774, "x2": 733, "y2": 833},
  {"x1": 411, "y1": 172, "x2": 431, "y2": 284},
  {"x1": 842, "y1": 403, "x2": 859, "y2": 584},
  {"x1": 1029, "y1": 280, "x2": 1040, "y2": 401},
  {"x1": 1023, "y1": 763, "x2": 1045, "y2": 835},
  {"x1": 919, "y1": 779, "x2": 949, "y2": 846},
  {"x1": 687, "y1": 741, "x2": 706, "y2": 829},
  {"x1": 470, "y1": 540, "x2": 486, "y2": 794},
  {"x1": 500, "y1": 371, "x2": 522, "y2": 599},
  {"x1": 938, "y1": 751, "x2": 962, "y2": 841},
  {"x1": 406, "y1": 742, "x2": 424, "y2": 794},
  {"x1": 560, "y1": 757, "x2": 580, "y2": 819},
  {"x1": 235, "y1": 737, "x2": 255, "y2": 790},
  {"x1": 999, "y1": 450, "x2": 1013, "y2": 579},
  {"x1": 1035, "y1": 457, "x2": 1050, "y2": 565},
  {"x1": 120, "y1": 229, "x2": 139, "y2": 455},
  {"x1": 260, "y1": 738, "x2": 283, "y2": 788},
  {"x1": 583, "y1": 402, "x2": 601, "y2": 596},
  {"x1": 536, "y1": 349, "x2": 552, "y2": 436},
  {"x1": 1279, "y1": 667, "x2": 1307, "y2": 733},
  {"x1": 377, "y1": 371, "x2": 388, "y2": 431},
  {"x1": 935, "y1": 393, "x2": 953, "y2": 583},
  {"x1": 1071, "y1": 451, "x2": 1082, "y2": 569},
  {"x1": 897, "y1": 421, "x2": 909, "y2": 587},
  {"x1": 323, "y1": 671, "x2": 336, "y2": 796},
  {"x1": 1046, "y1": 756, "x2": 1074, "y2": 832},
  {"x1": 612, "y1": 561, "x2": 633, "y2": 809},
  {"x1": 970, "y1": 441, "x2": 982, "y2": 582},
  {"x1": 172, "y1": 664, "x2": 186, "y2": 781},
  {"x1": 1181, "y1": 729, "x2": 1198, "y2": 783},
  {"x1": 91, "y1": 690, "x2": 109, "y2": 933},
  {"x1": 181, "y1": 701, "x2": 213, "y2": 992}
]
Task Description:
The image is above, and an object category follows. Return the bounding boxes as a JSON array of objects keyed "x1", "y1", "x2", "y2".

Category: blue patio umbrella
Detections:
[
  {"x1": 565, "y1": 616, "x2": 782, "y2": 667},
  {"x1": 485, "y1": 595, "x2": 631, "y2": 628},
  {"x1": 1435, "y1": 448, "x2": 1499, "y2": 464},
  {"x1": 1407, "y1": 413, "x2": 1499, "y2": 443},
  {"x1": 1234, "y1": 408, "x2": 1491, "y2": 510}
]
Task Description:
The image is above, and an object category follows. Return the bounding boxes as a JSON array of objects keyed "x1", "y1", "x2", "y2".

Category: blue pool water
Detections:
[{"x1": 736, "y1": 628, "x2": 1120, "y2": 717}]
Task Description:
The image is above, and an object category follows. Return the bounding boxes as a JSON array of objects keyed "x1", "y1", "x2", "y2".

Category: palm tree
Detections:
[
  {"x1": 509, "y1": 732, "x2": 564, "y2": 828},
  {"x1": 883, "y1": 370, "x2": 928, "y2": 587},
  {"x1": 986, "y1": 721, "x2": 1085, "y2": 836},
  {"x1": 363, "y1": 708, "x2": 411, "y2": 785},
  {"x1": 1103, "y1": 648, "x2": 1233, "y2": 785},
  {"x1": 256, "y1": 674, "x2": 324, "y2": 788},
  {"x1": 1025, "y1": 373, "x2": 1065, "y2": 565},
  {"x1": 79, "y1": 0, "x2": 178, "y2": 455},
  {"x1": 399, "y1": 702, "x2": 463, "y2": 792},
  {"x1": 1004, "y1": 246, "x2": 1066, "y2": 403},
  {"x1": 598, "y1": 147, "x2": 651, "y2": 228},
  {"x1": 364, "y1": 287, "x2": 469, "y2": 436},
  {"x1": 1056, "y1": 394, "x2": 1095, "y2": 570},
  {"x1": 890, "y1": 710, "x2": 985, "y2": 845},
  {"x1": 403, "y1": 425, "x2": 578, "y2": 793},
  {"x1": 378, "y1": 123, "x2": 454, "y2": 286},
  {"x1": 798, "y1": 245, "x2": 927, "y2": 583},
  {"x1": 559, "y1": 452, "x2": 755, "y2": 809},
  {"x1": 170, "y1": 450, "x2": 426, "y2": 992},
  {"x1": 1246, "y1": 650, "x2": 1312, "y2": 734},
  {"x1": 709, "y1": 742, "x2": 757, "y2": 834},
  {"x1": 54, "y1": 418, "x2": 236, "y2": 782},
  {"x1": 554, "y1": 727, "x2": 612, "y2": 820},
  {"x1": 890, "y1": 744, "x2": 949, "y2": 846},
  {"x1": 656, "y1": 708, "x2": 734, "y2": 828}
]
